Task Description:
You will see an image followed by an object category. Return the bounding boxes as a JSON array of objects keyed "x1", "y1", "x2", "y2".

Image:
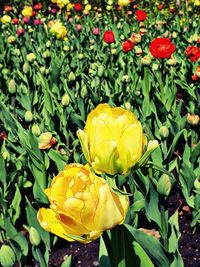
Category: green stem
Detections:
[
  {"x1": 160, "y1": 201, "x2": 168, "y2": 250},
  {"x1": 102, "y1": 231, "x2": 115, "y2": 266}
]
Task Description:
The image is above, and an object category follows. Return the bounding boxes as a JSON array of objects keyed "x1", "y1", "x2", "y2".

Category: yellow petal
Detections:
[{"x1": 37, "y1": 208, "x2": 89, "y2": 242}]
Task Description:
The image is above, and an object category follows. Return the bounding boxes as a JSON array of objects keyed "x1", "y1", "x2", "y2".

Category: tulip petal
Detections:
[
  {"x1": 37, "y1": 208, "x2": 90, "y2": 243},
  {"x1": 117, "y1": 123, "x2": 143, "y2": 173},
  {"x1": 94, "y1": 184, "x2": 128, "y2": 230}
]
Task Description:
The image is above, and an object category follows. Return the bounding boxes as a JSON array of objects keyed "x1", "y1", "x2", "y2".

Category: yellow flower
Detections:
[
  {"x1": 118, "y1": 0, "x2": 130, "y2": 7},
  {"x1": 77, "y1": 103, "x2": 146, "y2": 175},
  {"x1": 21, "y1": 6, "x2": 33, "y2": 17},
  {"x1": 194, "y1": 0, "x2": 200, "y2": 6},
  {"x1": 49, "y1": 21, "x2": 67, "y2": 40},
  {"x1": 37, "y1": 164, "x2": 129, "y2": 243},
  {"x1": 1, "y1": 15, "x2": 11, "y2": 24},
  {"x1": 85, "y1": 4, "x2": 92, "y2": 11}
]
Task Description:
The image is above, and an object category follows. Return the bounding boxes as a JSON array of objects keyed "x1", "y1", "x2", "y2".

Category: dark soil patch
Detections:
[{"x1": 168, "y1": 182, "x2": 200, "y2": 267}]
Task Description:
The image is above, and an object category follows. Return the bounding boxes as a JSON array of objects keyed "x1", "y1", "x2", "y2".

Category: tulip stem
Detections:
[{"x1": 160, "y1": 200, "x2": 168, "y2": 250}]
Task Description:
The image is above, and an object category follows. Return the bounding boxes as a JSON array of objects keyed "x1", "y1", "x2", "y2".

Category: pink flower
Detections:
[
  {"x1": 34, "y1": 19, "x2": 42, "y2": 25},
  {"x1": 75, "y1": 24, "x2": 82, "y2": 31},
  {"x1": 22, "y1": 17, "x2": 30, "y2": 24},
  {"x1": 51, "y1": 8, "x2": 57, "y2": 14},
  {"x1": 92, "y1": 27, "x2": 100, "y2": 35}
]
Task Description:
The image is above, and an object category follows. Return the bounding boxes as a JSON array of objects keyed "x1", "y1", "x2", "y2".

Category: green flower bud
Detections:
[
  {"x1": 61, "y1": 93, "x2": 70, "y2": 106},
  {"x1": 159, "y1": 126, "x2": 169, "y2": 139},
  {"x1": 68, "y1": 71, "x2": 76, "y2": 81},
  {"x1": 46, "y1": 40, "x2": 51, "y2": 47},
  {"x1": 31, "y1": 124, "x2": 41, "y2": 136},
  {"x1": 157, "y1": 174, "x2": 171, "y2": 196},
  {"x1": 81, "y1": 85, "x2": 88, "y2": 98},
  {"x1": 40, "y1": 67, "x2": 45, "y2": 74},
  {"x1": 24, "y1": 111, "x2": 33, "y2": 122},
  {"x1": 111, "y1": 48, "x2": 117, "y2": 55},
  {"x1": 194, "y1": 177, "x2": 200, "y2": 189},
  {"x1": 124, "y1": 102, "x2": 131, "y2": 110},
  {"x1": 78, "y1": 53, "x2": 84, "y2": 60},
  {"x1": 97, "y1": 65, "x2": 104, "y2": 77},
  {"x1": 0, "y1": 245, "x2": 16, "y2": 267},
  {"x1": 8, "y1": 79, "x2": 16, "y2": 94},
  {"x1": 29, "y1": 227, "x2": 41, "y2": 246},
  {"x1": 121, "y1": 75, "x2": 131, "y2": 83},
  {"x1": 2, "y1": 151, "x2": 10, "y2": 161},
  {"x1": 23, "y1": 63, "x2": 29, "y2": 74},
  {"x1": 26, "y1": 53, "x2": 36, "y2": 62},
  {"x1": 63, "y1": 45, "x2": 70, "y2": 52},
  {"x1": 141, "y1": 56, "x2": 151, "y2": 66}
]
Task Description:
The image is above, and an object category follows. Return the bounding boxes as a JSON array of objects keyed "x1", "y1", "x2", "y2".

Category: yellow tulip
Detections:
[
  {"x1": 118, "y1": 0, "x2": 130, "y2": 7},
  {"x1": 37, "y1": 163, "x2": 129, "y2": 243},
  {"x1": 77, "y1": 103, "x2": 146, "y2": 175},
  {"x1": 1, "y1": 15, "x2": 11, "y2": 24},
  {"x1": 21, "y1": 6, "x2": 33, "y2": 17}
]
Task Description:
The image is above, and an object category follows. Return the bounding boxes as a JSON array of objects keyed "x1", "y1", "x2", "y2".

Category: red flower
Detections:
[
  {"x1": 158, "y1": 4, "x2": 163, "y2": 10},
  {"x1": 149, "y1": 37, "x2": 175, "y2": 59},
  {"x1": 103, "y1": 30, "x2": 115, "y2": 44},
  {"x1": 16, "y1": 28, "x2": 25, "y2": 37},
  {"x1": 122, "y1": 39, "x2": 134, "y2": 53},
  {"x1": 4, "y1": 5, "x2": 12, "y2": 12},
  {"x1": 12, "y1": 18, "x2": 19, "y2": 25},
  {"x1": 185, "y1": 46, "x2": 200, "y2": 62},
  {"x1": 74, "y1": 3, "x2": 83, "y2": 11},
  {"x1": 136, "y1": 10, "x2": 147, "y2": 21},
  {"x1": 33, "y1": 3, "x2": 43, "y2": 11}
]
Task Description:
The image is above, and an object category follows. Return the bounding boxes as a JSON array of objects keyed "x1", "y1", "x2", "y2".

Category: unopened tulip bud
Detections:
[
  {"x1": 46, "y1": 40, "x2": 51, "y2": 47},
  {"x1": 0, "y1": 245, "x2": 16, "y2": 267},
  {"x1": 147, "y1": 140, "x2": 159, "y2": 152},
  {"x1": 61, "y1": 93, "x2": 70, "y2": 106},
  {"x1": 24, "y1": 111, "x2": 33, "y2": 122},
  {"x1": 2, "y1": 151, "x2": 10, "y2": 161},
  {"x1": 106, "y1": 5, "x2": 112, "y2": 11},
  {"x1": 187, "y1": 114, "x2": 199, "y2": 125},
  {"x1": 78, "y1": 53, "x2": 84, "y2": 59},
  {"x1": 97, "y1": 65, "x2": 104, "y2": 77},
  {"x1": 8, "y1": 79, "x2": 16, "y2": 94},
  {"x1": 152, "y1": 63, "x2": 159, "y2": 71},
  {"x1": 29, "y1": 227, "x2": 41, "y2": 246},
  {"x1": 26, "y1": 53, "x2": 36, "y2": 62},
  {"x1": 38, "y1": 132, "x2": 56, "y2": 150},
  {"x1": 8, "y1": 36, "x2": 15, "y2": 44},
  {"x1": 111, "y1": 48, "x2": 117, "y2": 54},
  {"x1": 141, "y1": 56, "x2": 151, "y2": 65},
  {"x1": 157, "y1": 174, "x2": 171, "y2": 196},
  {"x1": 194, "y1": 178, "x2": 200, "y2": 189},
  {"x1": 23, "y1": 62, "x2": 29, "y2": 74},
  {"x1": 167, "y1": 57, "x2": 177, "y2": 66},
  {"x1": 124, "y1": 102, "x2": 131, "y2": 110},
  {"x1": 63, "y1": 45, "x2": 70, "y2": 52},
  {"x1": 68, "y1": 71, "x2": 76, "y2": 81},
  {"x1": 121, "y1": 75, "x2": 131, "y2": 82},
  {"x1": 159, "y1": 126, "x2": 169, "y2": 139},
  {"x1": 81, "y1": 85, "x2": 88, "y2": 98},
  {"x1": 31, "y1": 124, "x2": 41, "y2": 136},
  {"x1": 40, "y1": 67, "x2": 45, "y2": 74}
]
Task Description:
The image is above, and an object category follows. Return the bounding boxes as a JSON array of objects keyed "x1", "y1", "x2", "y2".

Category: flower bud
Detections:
[
  {"x1": 61, "y1": 93, "x2": 70, "y2": 106},
  {"x1": 46, "y1": 40, "x2": 51, "y2": 47},
  {"x1": 26, "y1": 53, "x2": 36, "y2": 62},
  {"x1": 194, "y1": 178, "x2": 200, "y2": 189},
  {"x1": 147, "y1": 140, "x2": 159, "y2": 152},
  {"x1": 111, "y1": 48, "x2": 117, "y2": 55},
  {"x1": 166, "y1": 57, "x2": 177, "y2": 66},
  {"x1": 124, "y1": 102, "x2": 131, "y2": 110},
  {"x1": 8, "y1": 36, "x2": 15, "y2": 44},
  {"x1": 29, "y1": 227, "x2": 41, "y2": 246},
  {"x1": 23, "y1": 62, "x2": 29, "y2": 74},
  {"x1": 78, "y1": 53, "x2": 84, "y2": 60},
  {"x1": 63, "y1": 45, "x2": 70, "y2": 52},
  {"x1": 2, "y1": 151, "x2": 10, "y2": 161},
  {"x1": 68, "y1": 71, "x2": 76, "y2": 81},
  {"x1": 152, "y1": 63, "x2": 159, "y2": 71},
  {"x1": 157, "y1": 174, "x2": 171, "y2": 196},
  {"x1": 97, "y1": 65, "x2": 104, "y2": 77},
  {"x1": 38, "y1": 132, "x2": 56, "y2": 150},
  {"x1": 40, "y1": 66, "x2": 45, "y2": 74},
  {"x1": 24, "y1": 111, "x2": 33, "y2": 122},
  {"x1": 121, "y1": 75, "x2": 131, "y2": 82},
  {"x1": 141, "y1": 56, "x2": 151, "y2": 65},
  {"x1": 8, "y1": 79, "x2": 16, "y2": 94},
  {"x1": 31, "y1": 124, "x2": 41, "y2": 136},
  {"x1": 159, "y1": 126, "x2": 169, "y2": 139},
  {"x1": 187, "y1": 114, "x2": 199, "y2": 125},
  {"x1": 0, "y1": 245, "x2": 16, "y2": 267},
  {"x1": 81, "y1": 85, "x2": 88, "y2": 98}
]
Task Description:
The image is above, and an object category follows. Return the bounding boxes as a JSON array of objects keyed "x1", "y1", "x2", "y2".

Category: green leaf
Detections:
[
  {"x1": 125, "y1": 225, "x2": 171, "y2": 267},
  {"x1": 0, "y1": 154, "x2": 6, "y2": 188},
  {"x1": 4, "y1": 217, "x2": 28, "y2": 256},
  {"x1": 60, "y1": 255, "x2": 72, "y2": 267}
]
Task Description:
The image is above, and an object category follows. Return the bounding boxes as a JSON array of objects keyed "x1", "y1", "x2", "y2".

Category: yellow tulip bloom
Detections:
[
  {"x1": 37, "y1": 164, "x2": 129, "y2": 243},
  {"x1": 118, "y1": 0, "x2": 130, "y2": 7},
  {"x1": 77, "y1": 103, "x2": 146, "y2": 175},
  {"x1": 1, "y1": 15, "x2": 11, "y2": 24},
  {"x1": 21, "y1": 6, "x2": 33, "y2": 17}
]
